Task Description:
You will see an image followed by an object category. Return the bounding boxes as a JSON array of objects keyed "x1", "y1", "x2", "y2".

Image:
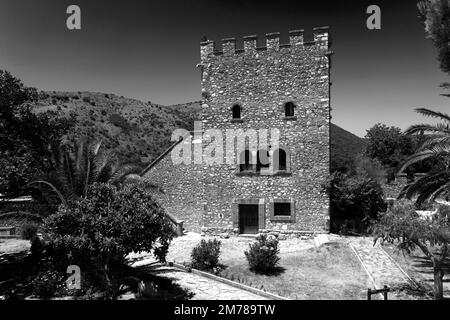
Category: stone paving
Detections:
[
  {"x1": 347, "y1": 237, "x2": 411, "y2": 289},
  {"x1": 131, "y1": 259, "x2": 268, "y2": 300}
]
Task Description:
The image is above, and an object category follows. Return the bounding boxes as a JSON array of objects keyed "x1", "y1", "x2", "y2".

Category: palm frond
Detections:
[
  {"x1": 405, "y1": 123, "x2": 450, "y2": 135},
  {"x1": 61, "y1": 146, "x2": 76, "y2": 192},
  {"x1": 430, "y1": 184, "x2": 450, "y2": 201},
  {"x1": 26, "y1": 180, "x2": 67, "y2": 206},
  {"x1": 109, "y1": 164, "x2": 142, "y2": 185},
  {"x1": 398, "y1": 151, "x2": 437, "y2": 173},
  {"x1": 417, "y1": 136, "x2": 450, "y2": 151},
  {"x1": 398, "y1": 171, "x2": 450, "y2": 205},
  {"x1": 414, "y1": 108, "x2": 450, "y2": 123}
]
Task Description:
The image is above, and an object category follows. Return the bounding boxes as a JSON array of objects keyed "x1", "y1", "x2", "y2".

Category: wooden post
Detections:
[
  {"x1": 176, "y1": 221, "x2": 184, "y2": 236},
  {"x1": 368, "y1": 286, "x2": 390, "y2": 300}
]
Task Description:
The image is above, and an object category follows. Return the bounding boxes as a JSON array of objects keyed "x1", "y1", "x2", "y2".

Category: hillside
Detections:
[
  {"x1": 34, "y1": 91, "x2": 201, "y2": 164},
  {"x1": 330, "y1": 123, "x2": 366, "y2": 172},
  {"x1": 33, "y1": 92, "x2": 364, "y2": 171}
]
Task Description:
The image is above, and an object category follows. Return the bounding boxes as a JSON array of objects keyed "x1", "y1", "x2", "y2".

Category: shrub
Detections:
[
  {"x1": 191, "y1": 239, "x2": 221, "y2": 270},
  {"x1": 43, "y1": 182, "x2": 176, "y2": 298},
  {"x1": 82, "y1": 96, "x2": 91, "y2": 104},
  {"x1": 244, "y1": 234, "x2": 280, "y2": 273},
  {"x1": 21, "y1": 223, "x2": 39, "y2": 240},
  {"x1": 30, "y1": 260, "x2": 66, "y2": 299},
  {"x1": 325, "y1": 172, "x2": 387, "y2": 234},
  {"x1": 108, "y1": 113, "x2": 131, "y2": 132}
]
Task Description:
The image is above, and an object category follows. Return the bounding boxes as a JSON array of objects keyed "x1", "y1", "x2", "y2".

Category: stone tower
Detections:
[{"x1": 198, "y1": 27, "x2": 332, "y2": 237}]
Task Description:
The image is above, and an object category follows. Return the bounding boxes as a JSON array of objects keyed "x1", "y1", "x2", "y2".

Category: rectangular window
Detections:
[
  {"x1": 270, "y1": 199, "x2": 295, "y2": 222},
  {"x1": 274, "y1": 202, "x2": 291, "y2": 216}
]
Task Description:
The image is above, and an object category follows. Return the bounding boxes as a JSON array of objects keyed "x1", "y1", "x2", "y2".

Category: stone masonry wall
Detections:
[
  {"x1": 144, "y1": 138, "x2": 204, "y2": 233},
  {"x1": 198, "y1": 28, "x2": 331, "y2": 236}
]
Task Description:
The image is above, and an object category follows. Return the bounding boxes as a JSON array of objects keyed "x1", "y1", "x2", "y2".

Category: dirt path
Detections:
[{"x1": 348, "y1": 237, "x2": 411, "y2": 288}]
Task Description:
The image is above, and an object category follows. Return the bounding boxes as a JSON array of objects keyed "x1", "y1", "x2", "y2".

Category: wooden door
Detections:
[{"x1": 238, "y1": 204, "x2": 259, "y2": 234}]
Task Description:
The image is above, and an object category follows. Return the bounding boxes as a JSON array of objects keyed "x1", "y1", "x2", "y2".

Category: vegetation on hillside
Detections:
[
  {"x1": 34, "y1": 91, "x2": 201, "y2": 166},
  {"x1": 330, "y1": 123, "x2": 366, "y2": 173},
  {"x1": 0, "y1": 71, "x2": 73, "y2": 198}
]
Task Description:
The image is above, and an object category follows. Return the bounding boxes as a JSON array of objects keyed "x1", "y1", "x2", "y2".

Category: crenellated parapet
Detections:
[{"x1": 200, "y1": 26, "x2": 330, "y2": 61}]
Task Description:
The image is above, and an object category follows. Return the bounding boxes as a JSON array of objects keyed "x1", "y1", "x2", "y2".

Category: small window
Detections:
[
  {"x1": 239, "y1": 150, "x2": 253, "y2": 172},
  {"x1": 256, "y1": 149, "x2": 270, "y2": 172},
  {"x1": 274, "y1": 202, "x2": 291, "y2": 216},
  {"x1": 284, "y1": 102, "x2": 295, "y2": 117},
  {"x1": 274, "y1": 149, "x2": 287, "y2": 171},
  {"x1": 232, "y1": 104, "x2": 241, "y2": 119},
  {"x1": 270, "y1": 199, "x2": 295, "y2": 222}
]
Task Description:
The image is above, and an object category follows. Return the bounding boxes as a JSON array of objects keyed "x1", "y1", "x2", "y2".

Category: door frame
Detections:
[{"x1": 232, "y1": 198, "x2": 265, "y2": 233}]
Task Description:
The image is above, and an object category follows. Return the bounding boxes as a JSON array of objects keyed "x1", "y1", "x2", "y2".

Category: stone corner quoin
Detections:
[{"x1": 145, "y1": 27, "x2": 331, "y2": 238}]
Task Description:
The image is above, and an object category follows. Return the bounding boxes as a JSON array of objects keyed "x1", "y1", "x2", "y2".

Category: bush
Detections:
[
  {"x1": 108, "y1": 113, "x2": 131, "y2": 132},
  {"x1": 21, "y1": 223, "x2": 38, "y2": 240},
  {"x1": 30, "y1": 260, "x2": 66, "y2": 299},
  {"x1": 244, "y1": 234, "x2": 280, "y2": 273},
  {"x1": 82, "y1": 96, "x2": 91, "y2": 104},
  {"x1": 191, "y1": 239, "x2": 221, "y2": 270},
  {"x1": 43, "y1": 183, "x2": 176, "y2": 298},
  {"x1": 325, "y1": 172, "x2": 387, "y2": 234}
]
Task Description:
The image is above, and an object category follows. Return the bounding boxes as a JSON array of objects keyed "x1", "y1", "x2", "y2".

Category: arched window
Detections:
[
  {"x1": 284, "y1": 102, "x2": 295, "y2": 117},
  {"x1": 232, "y1": 104, "x2": 241, "y2": 119},
  {"x1": 277, "y1": 149, "x2": 287, "y2": 171},
  {"x1": 273, "y1": 148, "x2": 289, "y2": 172},
  {"x1": 239, "y1": 149, "x2": 252, "y2": 172},
  {"x1": 256, "y1": 149, "x2": 270, "y2": 172}
]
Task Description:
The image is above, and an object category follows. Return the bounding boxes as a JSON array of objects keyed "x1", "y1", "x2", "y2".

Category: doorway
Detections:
[{"x1": 238, "y1": 204, "x2": 259, "y2": 234}]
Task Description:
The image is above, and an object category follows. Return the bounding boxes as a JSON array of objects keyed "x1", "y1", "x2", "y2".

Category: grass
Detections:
[
  {"x1": 219, "y1": 242, "x2": 369, "y2": 300},
  {"x1": 160, "y1": 234, "x2": 370, "y2": 300}
]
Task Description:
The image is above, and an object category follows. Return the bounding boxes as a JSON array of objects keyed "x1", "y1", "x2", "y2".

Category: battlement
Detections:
[{"x1": 200, "y1": 27, "x2": 330, "y2": 59}]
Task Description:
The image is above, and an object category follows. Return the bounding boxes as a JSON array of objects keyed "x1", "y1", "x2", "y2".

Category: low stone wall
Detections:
[{"x1": 201, "y1": 226, "x2": 321, "y2": 240}]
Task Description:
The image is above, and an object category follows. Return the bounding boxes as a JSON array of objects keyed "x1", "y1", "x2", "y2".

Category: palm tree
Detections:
[
  {"x1": 28, "y1": 138, "x2": 183, "y2": 235},
  {"x1": 398, "y1": 108, "x2": 450, "y2": 204},
  {"x1": 27, "y1": 139, "x2": 144, "y2": 206}
]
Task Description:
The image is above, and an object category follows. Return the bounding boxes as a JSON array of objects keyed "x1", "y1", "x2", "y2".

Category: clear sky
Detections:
[{"x1": 0, "y1": 0, "x2": 448, "y2": 137}]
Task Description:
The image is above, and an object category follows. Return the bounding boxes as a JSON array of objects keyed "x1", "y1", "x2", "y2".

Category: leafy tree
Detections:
[
  {"x1": 352, "y1": 154, "x2": 386, "y2": 184},
  {"x1": 0, "y1": 70, "x2": 73, "y2": 197},
  {"x1": 418, "y1": 0, "x2": 450, "y2": 75},
  {"x1": 365, "y1": 123, "x2": 415, "y2": 171},
  {"x1": 373, "y1": 200, "x2": 450, "y2": 299},
  {"x1": 398, "y1": 108, "x2": 450, "y2": 205},
  {"x1": 325, "y1": 171, "x2": 387, "y2": 234},
  {"x1": 396, "y1": 2, "x2": 450, "y2": 205},
  {"x1": 43, "y1": 182, "x2": 176, "y2": 298}
]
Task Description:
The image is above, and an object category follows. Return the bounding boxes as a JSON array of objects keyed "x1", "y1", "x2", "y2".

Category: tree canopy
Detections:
[
  {"x1": 0, "y1": 70, "x2": 74, "y2": 198},
  {"x1": 418, "y1": 0, "x2": 450, "y2": 75},
  {"x1": 373, "y1": 200, "x2": 450, "y2": 299}
]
